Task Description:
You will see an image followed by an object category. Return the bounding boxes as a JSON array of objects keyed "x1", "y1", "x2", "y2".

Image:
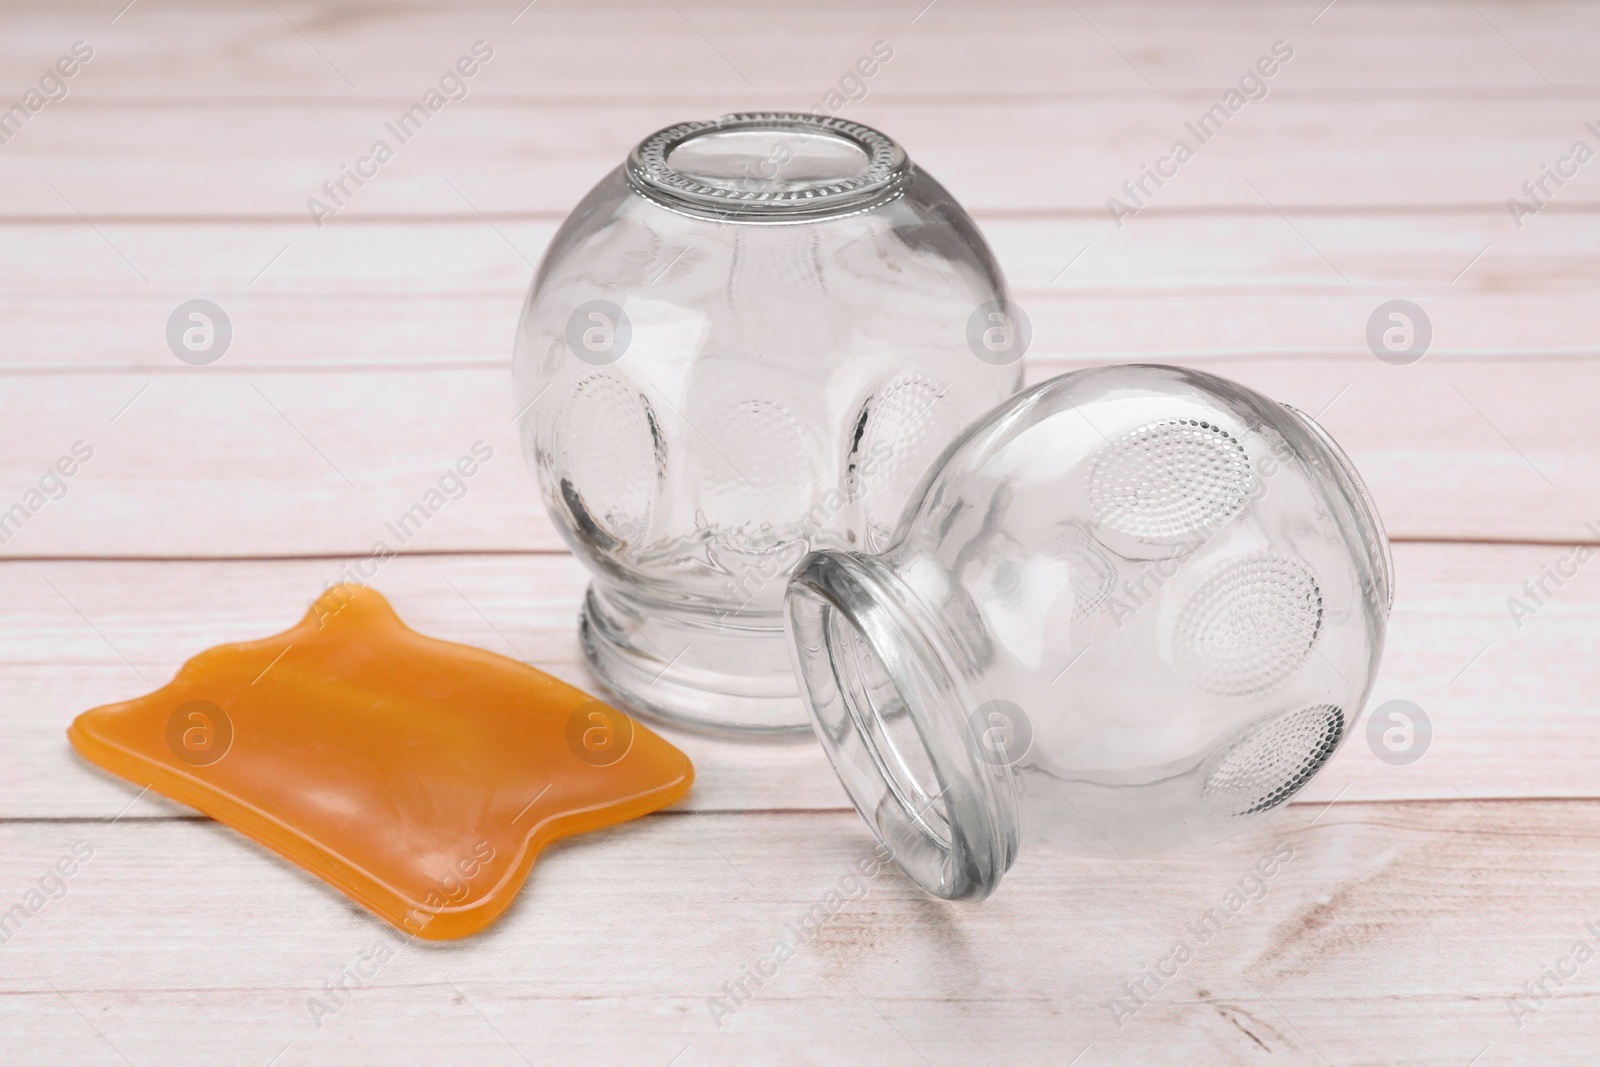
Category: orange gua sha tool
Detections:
[{"x1": 67, "y1": 584, "x2": 693, "y2": 940}]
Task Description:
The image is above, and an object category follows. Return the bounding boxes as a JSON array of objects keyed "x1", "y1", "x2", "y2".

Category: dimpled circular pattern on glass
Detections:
[
  {"x1": 1055, "y1": 526, "x2": 1118, "y2": 618},
  {"x1": 1202, "y1": 704, "x2": 1344, "y2": 816},
  {"x1": 1175, "y1": 551, "x2": 1324, "y2": 696},
  {"x1": 727, "y1": 228, "x2": 831, "y2": 356},
  {"x1": 555, "y1": 373, "x2": 659, "y2": 547},
  {"x1": 700, "y1": 391, "x2": 816, "y2": 555},
  {"x1": 856, "y1": 372, "x2": 963, "y2": 550},
  {"x1": 1089, "y1": 416, "x2": 1253, "y2": 545}
]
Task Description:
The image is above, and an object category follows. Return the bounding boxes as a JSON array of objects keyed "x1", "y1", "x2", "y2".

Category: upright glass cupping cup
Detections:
[
  {"x1": 515, "y1": 113, "x2": 1023, "y2": 733},
  {"x1": 786, "y1": 365, "x2": 1393, "y2": 898}
]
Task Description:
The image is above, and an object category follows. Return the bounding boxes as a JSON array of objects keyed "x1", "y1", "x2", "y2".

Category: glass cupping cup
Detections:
[
  {"x1": 515, "y1": 113, "x2": 1024, "y2": 733},
  {"x1": 786, "y1": 364, "x2": 1392, "y2": 898}
]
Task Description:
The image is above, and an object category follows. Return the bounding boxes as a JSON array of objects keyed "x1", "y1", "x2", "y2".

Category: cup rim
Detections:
[
  {"x1": 785, "y1": 549, "x2": 1017, "y2": 901},
  {"x1": 626, "y1": 112, "x2": 911, "y2": 221},
  {"x1": 1279, "y1": 402, "x2": 1395, "y2": 615}
]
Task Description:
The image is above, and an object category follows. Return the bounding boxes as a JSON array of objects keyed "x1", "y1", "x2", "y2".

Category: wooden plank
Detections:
[
  {"x1": 6, "y1": 96, "x2": 1600, "y2": 218},
  {"x1": 4, "y1": 211, "x2": 1596, "y2": 303},
  {"x1": 0, "y1": 798, "x2": 1591, "y2": 1064},
  {"x1": 0, "y1": 368, "x2": 557, "y2": 554},
  {"x1": 0, "y1": 357, "x2": 1594, "y2": 556},
  {"x1": 3, "y1": 0, "x2": 1596, "y2": 101},
  {"x1": 2, "y1": 542, "x2": 1596, "y2": 821},
  {"x1": 3, "y1": 214, "x2": 1596, "y2": 371}
]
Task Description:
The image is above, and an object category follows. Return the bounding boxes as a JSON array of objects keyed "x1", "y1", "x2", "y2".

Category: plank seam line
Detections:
[
  {"x1": 9, "y1": 203, "x2": 1600, "y2": 225},
  {"x1": 8, "y1": 352, "x2": 1600, "y2": 380},
  {"x1": 0, "y1": 808, "x2": 861, "y2": 824},
  {"x1": 0, "y1": 536, "x2": 1591, "y2": 567},
  {"x1": 29, "y1": 87, "x2": 1600, "y2": 109},
  {"x1": 0, "y1": 549, "x2": 572, "y2": 563}
]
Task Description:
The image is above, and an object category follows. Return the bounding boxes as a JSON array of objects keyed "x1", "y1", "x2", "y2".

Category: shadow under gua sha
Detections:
[{"x1": 67, "y1": 584, "x2": 694, "y2": 940}]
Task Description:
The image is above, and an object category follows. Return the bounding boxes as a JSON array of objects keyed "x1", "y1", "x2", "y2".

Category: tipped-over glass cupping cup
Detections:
[
  {"x1": 515, "y1": 113, "x2": 1024, "y2": 733},
  {"x1": 786, "y1": 365, "x2": 1393, "y2": 899}
]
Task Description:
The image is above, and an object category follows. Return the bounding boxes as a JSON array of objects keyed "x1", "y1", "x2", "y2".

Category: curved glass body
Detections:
[
  {"x1": 515, "y1": 113, "x2": 1023, "y2": 733},
  {"x1": 786, "y1": 365, "x2": 1393, "y2": 899}
]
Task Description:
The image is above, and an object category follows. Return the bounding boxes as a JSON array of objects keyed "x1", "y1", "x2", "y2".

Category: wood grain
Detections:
[
  {"x1": 8, "y1": 213, "x2": 1596, "y2": 299},
  {"x1": 0, "y1": 356, "x2": 1593, "y2": 559},
  {"x1": 6, "y1": 0, "x2": 1599, "y2": 101},
  {"x1": 0, "y1": 799, "x2": 1591, "y2": 1065},
  {"x1": 4, "y1": 214, "x2": 1596, "y2": 360},
  {"x1": 10, "y1": 98, "x2": 1600, "y2": 220}
]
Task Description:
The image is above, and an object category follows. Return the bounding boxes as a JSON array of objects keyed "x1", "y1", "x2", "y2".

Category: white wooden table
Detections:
[{"x1": 2, "y1": 2, "x2": 1597, "y2": 1063}]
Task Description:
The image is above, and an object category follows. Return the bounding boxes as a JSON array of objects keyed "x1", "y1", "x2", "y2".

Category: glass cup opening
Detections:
[
  {"x1": 666, "y1": 128, "x2": 871, "y2": 194},
  {"x1": 826, "y1": 604, "x2": 953, "y2": 849},
  {"x1": 626, "y1": 112, "x2": 910, "y2": 221},
  {"x1": 786, "y1": 551, "x2": 1016, "y2": 900}
]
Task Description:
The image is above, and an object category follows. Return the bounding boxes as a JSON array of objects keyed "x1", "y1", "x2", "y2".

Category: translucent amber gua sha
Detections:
[{"x1": 67, "y1": 584, "x2": 693, "y2": 940}]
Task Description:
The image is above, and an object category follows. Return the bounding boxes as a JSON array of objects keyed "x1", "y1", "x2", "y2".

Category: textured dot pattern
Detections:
[
  {"x1": 1203, "y1": 704, "x2": 1344, "y2": 816},
  {"x1": 857, "y1": 373, "x2": 962, "y2": 550},
  {"x1": 555, "y1": 373, "x2": 658, "y2": 545},
  {"x1": 727, "y1": 228, "x2": 831, "y2": 357},
  {"x1": 700, "y1": 392, "x2": 816, "y2": 553},
  {"x1": 1175, "y1": 552, "x2": 1323, "y2": 696},
  {"x1": 1089, "y1": 417, "x2": 1253, "y2": 544},
  {"x1": 1054, "y1": 528, "x2": 1117, "y2": 618}
]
